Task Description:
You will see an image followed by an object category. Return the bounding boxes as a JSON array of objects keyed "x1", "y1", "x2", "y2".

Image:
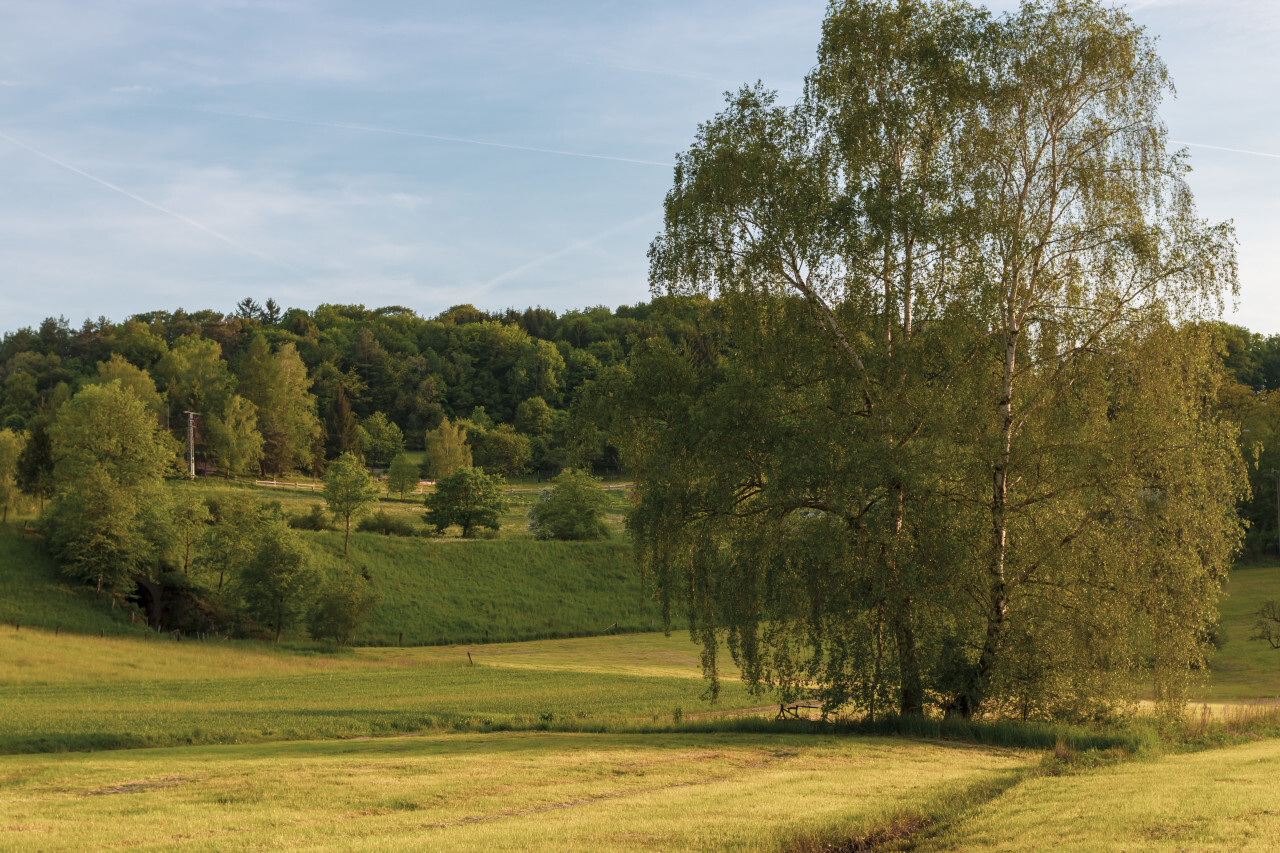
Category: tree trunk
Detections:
[
  {"x1": 971, "y1": 324, "x2": 1018, "y2": 714},
  {"x1": 893, "y1": 603, "x2": 925, "y2": 715},
  {"x1": 344, "y1": 517, "x2": 351, "y2": 555}
]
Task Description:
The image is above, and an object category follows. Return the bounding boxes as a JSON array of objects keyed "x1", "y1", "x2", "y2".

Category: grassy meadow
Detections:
[
  {"x1": 7, "y1": 492, "x2": 1280, "y2": 850},
  {"x1": 0, "y1": 733, "x2": 1033, "y2": 853},
  {"x1": 0, "y1": 476, "x2": 670, "y2": 646},
  {"x1": 915, "y1": 738, "x2": 1280, "y2": 852},
  {"x1": 0, "y1": 628, "x2": 759, "y2": 754}
]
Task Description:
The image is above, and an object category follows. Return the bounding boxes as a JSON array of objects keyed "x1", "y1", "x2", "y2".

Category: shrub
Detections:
[
  {"x1": 308, "y1": 566, "x2": 379, "y2": 645},
  {"x1": 527, "y1": 469, "x2": 610, "y2": 540},
  {"x1": 288, "y1": 505, "x2": 333, "y2": 531},
  {"x1": 357, "y1": 510, "x2": 417, "y2": 537}
]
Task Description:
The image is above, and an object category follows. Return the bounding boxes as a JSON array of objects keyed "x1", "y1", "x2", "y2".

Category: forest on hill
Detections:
[
  {"x1": 0, "y1": 297, "x2": 722, "y2": 482},
  {"x1": 2, "y1": 301, "x2": 1280, "y2": 554}
]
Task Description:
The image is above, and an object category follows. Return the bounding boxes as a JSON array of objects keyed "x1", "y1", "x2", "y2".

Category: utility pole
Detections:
[{"x1": 185, "y1": 411, "x2": 199, "y2": 479}]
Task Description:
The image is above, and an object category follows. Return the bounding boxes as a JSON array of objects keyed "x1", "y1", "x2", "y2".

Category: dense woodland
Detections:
[
  {"x1": 0, "y1": 301, "x2": 1277, "y2": 547},
  {"x1": 0, "y1": 297, "x2": 725, "y2": 483}
]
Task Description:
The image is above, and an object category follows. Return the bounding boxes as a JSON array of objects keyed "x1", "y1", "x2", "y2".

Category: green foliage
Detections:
[
  {"x1": 325, "y1": 383, "x2": 362, "y2": 461},
  {"x1": 15, "y1": 415, "x2": 53, "y2": 509},
  {"x1": 307, "y1": 565, "x2": 379, "y2": 645},
  {"x1": 384, "y1": 453, "x2": 420, "y2": 500},
  {"x1": 239, "y1": 520, "x2": 320, "y2": 642},
  {"x1": 170, "y1": 487, "x2": 211, "y2": 576},
  {"x1": 423, "y1": 467, "x2": 507, "y2": 538},
  {"x1": 0, "y1": 428, "x2": 23, "y2": 523},
  {"x1": 288, "y1": 503, "x2": 334, "y2": 532},
  {"x1": 205, "y1": 394, "x2": 264, "y2": 477},
  {"x1": 202, "y1": 491, "x2": 277, "y2": 595},
  {"x1": 322, "y1": 452, "x2": 378, "y2": 554},
  {"x1": 238, "y1": 336, "x2": 321, "y2": 475},
  {"x1": 359, "y1": 411, "x2": 405, "y2": 468},
  {"x1": 469, "y1": 422, "x2": 531, "y2": 477},
  {"x1": 356, "y1": 510, "x2": 417, "y2": 537},
  {"x1": 527, "y1": 469, "x2": 610, "y2": 541},
  {"x1": 45, "y1": 382, "x2": 173, "y2": 595},
  {"x1": 635, "y1": 0, "x2": 1244, "y2": 722},
  {"x1": 155, "y1": 335, "x2": 233, "y2": 424},
  {"x1": 90, "y1": 353, "x2": 165, "y2": 417},
  {"x1": 424, "y1": 417, "x2": 471, "y2": 478}
]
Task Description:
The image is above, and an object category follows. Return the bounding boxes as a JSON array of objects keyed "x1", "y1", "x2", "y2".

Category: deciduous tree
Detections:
[
  {"x1": 631, "y1": 0, "x2": 1244, "y2": 721},
  {"x1": 0, "y1": 428, "x2": 23, "y2": 523},
  {"x1": 527, "y1": 468, "x2": 610, "y2": 540},
  {"x1": 385, "y1": 453, "x2": 420, "y2": 500},
  {"x1": 240, "y1": 520, "x2": 319, "y2": 642},
  {"x1": 424, "y1": 467, "x2": 507, "y2": 538},
  {"x1": 323, "y1": 452, "x2": 378, "y2": 555},
  {"x1": 424, "y1": 417, "x2": 471, "y2": 478},
  {"x1": 45, "y1": 382, "x2": 173, "y2": 595}
]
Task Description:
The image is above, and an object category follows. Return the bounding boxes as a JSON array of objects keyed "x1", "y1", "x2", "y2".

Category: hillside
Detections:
[{"x1": 0, "y1": 474, "x2": 675, "y2": 647}]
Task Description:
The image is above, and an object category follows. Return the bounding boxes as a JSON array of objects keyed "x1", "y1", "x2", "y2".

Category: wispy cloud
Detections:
[
  {"x1": 187, "y1": 108, "x2": 676, "y2": 169},
  {"x1": 1172, "y1": 140, "x2": 1280, "y2": 160},
  {"x1": 480, "y1": 209, "x2": 663, "y2": 292},
  {"x1": 0, "y1": 130, "x2": 301, "y2": 274}
]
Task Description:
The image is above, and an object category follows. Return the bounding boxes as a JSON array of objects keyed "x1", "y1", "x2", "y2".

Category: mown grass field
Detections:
[
  {"x1": 915, "y1": 738, "x2": 1280, "y2": 852},
  {"x1": 0, "y1": 733, "x2": 1032, "y2": 853}
]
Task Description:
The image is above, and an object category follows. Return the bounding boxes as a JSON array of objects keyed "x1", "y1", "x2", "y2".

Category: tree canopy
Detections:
[
  {"x1": 323, "y1": 451, "x2": 379, "y2": 555},
  {"x1": 45, "y1": 381, "x2": 175, "y2": 595},
  {"x1": 424, "y1": 467, "x2": 507, "y2": 538},
  {"x1": 627, "y1": 0, "x2": 1244, "y2": 721}
]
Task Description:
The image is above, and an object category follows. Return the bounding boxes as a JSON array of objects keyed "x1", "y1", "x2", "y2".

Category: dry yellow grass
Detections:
[{"x1": 0, "y1": 732, "x2": 1032, "y2": 852}]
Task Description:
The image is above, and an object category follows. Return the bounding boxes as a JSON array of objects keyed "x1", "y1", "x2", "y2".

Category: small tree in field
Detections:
[
  {"x1": 385, "y1": 453, "x2": 420, "y2": 500},
  {"x1": 240, "y1": 520, "x2": 318, "y2": 643},
  {"x1": 424, "y1": 467, "x2": 507, "y2": 538},
  {"x1": 527, "y1": 469, "x2": 610, "y2": 540},
  {"x1": 323, "y1": 452, "x2": 378, "y2": 555},
  {"x1": 308, "y1": 566, "x2": 379, "y2": 645}
]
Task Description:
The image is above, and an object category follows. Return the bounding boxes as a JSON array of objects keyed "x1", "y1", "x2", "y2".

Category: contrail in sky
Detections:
[
  {"x1": 480, "y1": 208, "x2": 663, "y2": 292},
  {"x1": 1172, "y1": 140, "x2": 1280, "y2": 160},
  {"x1": 0, "y1": 130, "x2": 300, "y2": 273},
  {"x1": 192, "y1": 108, "x2": 676, "y2": 169}
]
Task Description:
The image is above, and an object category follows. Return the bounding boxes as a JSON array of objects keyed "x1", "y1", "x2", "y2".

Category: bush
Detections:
[
  {"x1": 424, "y1": 467, "x2": 507, "y2": 538},
  {"x1": 357, "y1": 510, "x2": 417, "y2": 537},
  {"x1": 288, "y1": 505, "x2": 333, "y2": 531},
  {"x1": 308, "y1": 566, "x2": 379, "y2": 645},
  {"x1": 527, "y1": 469, "x2": 610, "y2": 540}
]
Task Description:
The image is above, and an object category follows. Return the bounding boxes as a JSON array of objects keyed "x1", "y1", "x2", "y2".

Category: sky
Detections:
[{"x1": 0, "y1": 0, "x2": 1277, "y2": 333}]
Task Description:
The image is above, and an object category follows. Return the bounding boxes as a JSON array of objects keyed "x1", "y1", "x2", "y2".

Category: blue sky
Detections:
[{"x1": 1, "y1": 1, "x2": 1277, "y2": 333}]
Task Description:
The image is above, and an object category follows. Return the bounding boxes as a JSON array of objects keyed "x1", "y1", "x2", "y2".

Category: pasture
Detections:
[
  {"x1": 0, "y1": 733, "x2": 1032, "y2": 852},
  {"x1": 5, "y1": 516, "x2": 1280, "y2": 850}
]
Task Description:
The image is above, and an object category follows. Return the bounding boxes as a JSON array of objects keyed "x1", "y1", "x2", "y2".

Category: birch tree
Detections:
[{"x1": 632, "y1": 0, "x2": 1243, "y2": 721}]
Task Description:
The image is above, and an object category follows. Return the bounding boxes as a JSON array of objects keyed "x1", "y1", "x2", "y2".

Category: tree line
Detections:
[{"x1": 0, "y1": 298, "x2": 720, "y2": 481}]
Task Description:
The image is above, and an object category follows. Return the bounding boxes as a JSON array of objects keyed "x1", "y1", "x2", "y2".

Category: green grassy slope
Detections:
[
  {"x1": 0, "y1": 475, "x2": 665, "y2": 646},
  {"x1": 0, "y1": 528, "x2": 134, "y2": 636},
  {"x1": 1205, "y1": 561, "x2": 1280, "y2": 700},
  {"x1": 0, "y1": 628, "x2": 751, "y2": 754},
  {"x1": 309, "y1": 532, "x2": 662, "y2": 645}
]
